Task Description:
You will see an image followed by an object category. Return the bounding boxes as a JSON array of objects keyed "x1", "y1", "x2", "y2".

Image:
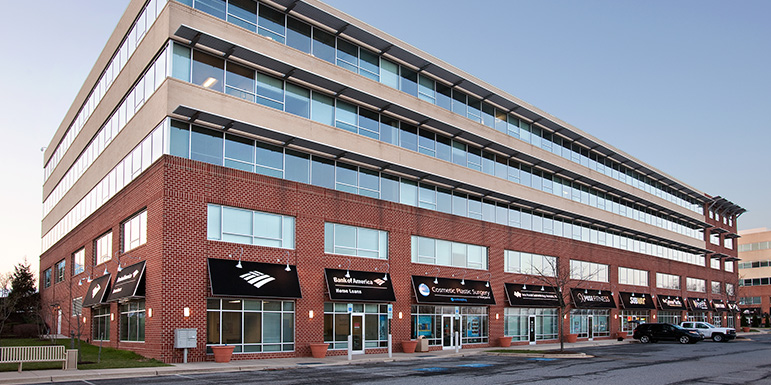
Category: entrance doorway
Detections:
[
  {"x1": 351, "y1": 313, "x2": 364, "y2": 354},
  {"x1": 528, "y1": 315, "x2": 536, "y2": 345},
  {"x1": 588, "y1": 315, "x2": 594, "y2": 340},
  {"x1": 442, "y1": 315, "x2": 461, "y2": 349}
]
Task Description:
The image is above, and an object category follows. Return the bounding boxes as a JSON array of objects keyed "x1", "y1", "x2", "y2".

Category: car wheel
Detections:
[
  {"x1": 713, "y1": 334, "x2": 724, "y2": 342},
  {"x1": 679, "y1": 336, "x2": 691, "y2": 344},
  {"x1": 639, "y1": 335, "x2": 651, "y2": 344}
]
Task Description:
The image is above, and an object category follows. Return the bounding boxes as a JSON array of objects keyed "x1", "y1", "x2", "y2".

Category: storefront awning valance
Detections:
[
  {"x1": 106, "y1": 261, "x2": 146, "y2": 302},
  {"x1": 712, "y1": 299, "x2": 727, "y2": 312},
  {"x1": 504, "y1": 283, "x2": 559, "y2": 307},
  {"x1": 618, "y1": 292, "x2": 655, "y2": 310},
  {"x1": 657, "y1": 296, "x2": 687, "y2": 310},
  {"x1": 324, "y1": 268, "x2": 395, "y2": 302},
  {"x1": 207, "y1": 258, "x2": 301, "y2": 299},
  {"x1": 82, "y1": 274, "x2": 111, "y2": 307},
  {"x1": 687, "y1": 297, "x2": 714, "y2": 312},
  {"x1": 570, "y1": 288, "x2": 616, "y2": 309},
  {"x1": 728, "y1": 301, "x2": 740, "y2": 313},
  {"x1": 411, "y1": 276, "x2": 495, "y2": 305},
  {"x1": 741, "y1": 307, "x2": 761, "y2": 316}
]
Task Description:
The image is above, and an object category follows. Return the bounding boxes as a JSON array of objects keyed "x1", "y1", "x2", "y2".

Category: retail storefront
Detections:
[
  {"x1": 686, "y1": 297, "x2": 713, "y2": 322},
  {"x1": 570, "y1": 289, "x2": 615, "y2": 339},
  {"x1": 712, "y1": 299, "x2": 727, "y2": 326},
  {"x1": 411, "y1": 276, "x2": 494, "y2": 349},
  {"x1": 657, "y1": 295, "x2": 687, "y2": 325},
  {"x1": 618, "y1": 292, "x2": 655, "y2": 333},
  {"x1": 82, "y1": 273, "x2": 112, "y2": 341},
  {"x1": 503, "y1": 284, "x2": 559, "y2": 343},
  {"x1": 727, "y1": 302, "x2": 740, "y2": 328},
  {"x1": 323, "y1": 268, "x2": 394, "y2": 353},
  {"x1": 206, "y1": 258, "x2": 301, "y2": 354}
]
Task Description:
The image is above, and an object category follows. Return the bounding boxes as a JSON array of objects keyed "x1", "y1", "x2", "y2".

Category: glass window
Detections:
[
  {"x1": 505, "y1": 250, "x2": 556, "y2": 276},
  {"x1": 312, "y1": 28, "x2": 336, "y2": 63},
  {"x1": 380, "y1": 59, "x2": 399, "y2": 89},
  {"x1": 286, "y1": 17, "x2": 311, "y2": 53},
  {"x1": 92, "y1": 306, "x2": 110, "y2": 341},
  {"x1": 285, "y1": 149, "x2": 309, "y2": 184},
  {"x1": 224, "y1": 134, "x2": 254, "y2": 172},
  {"x1": 335, "y1": 100, "x2": 358, "y2": 132},
  {"x1": 72, "y1": 249, "x2": 85, "y2": 276},
  {"x1": 325, "y1": 223, "x2": 388, "y2": 260},
  {"x1": 255, "y1": 142, "x2": 283, "y2": 178},
  {"x1": 191, "y1": 125, "x2": 223, "y2": 166},
  {"x1": 54, "y1": 260, "x2": 66, "y2": 283},
  {"x1": 256, "y1": 73, "x2": 284, "y2": 110},
  {"x1": 170, "y1": 120, "x2": 190, "y2": 158},
  {"x1": 227, "y1": 0, "x2": 257, "y2": 32},
  {"x1": 95, "y1": 232, "x2": 113, "y2": 265},
  {"x1": 379, "y1": 115, "x2": 399, "y2": 146},
  {"x1": 400, "y1": 67, "x2": 418, "y2": 96},
  {"x1": 171, "y1": 43, "x2": 191, "y2": 81},
  {"x1": 208, "y1": 298, "x2": 294, "y2": 353},
  {"x1": 618, "y1": 267, "x2": 648, "y2": 286},
  {"x1": 192, "y1": 50, "x2": 224, "y2": 92},
  {"x1": 284, "y1": 83, "x2": 310, "y2": 118},
  {"x1": 122, "y1": 210, "x2": 147, "y2": 252},
  {"x1": 225, "y1": 62, "x2": 255, "y2": 101},
  {"x1": 311, "y1": 156, "x2": 335, "y2": 189},
  {"x1": 194, "y1": 0, "x2": 226, "y2": 20},
  {"x1": 336, "y1": 39, "x2": 358, "y2": 72},
  {"x1": 311, "y1": 92, "x2": 334, "y2": 126},
  {"x1": 207, "y1": 204, "x2": 295, "y2": 249},
  {"x1": 400, "y1": 124, "x2": 417, "y2": 152},
  {"x1": 570, "y1": 260, "x2": 608, "y2": 282},
  {"x1": 120, "y1": 300, "x2": 145, "y2": 342},
  {"x1": 411, "y1": 235, "x2": 487, "y2": 269},
  {"x1": 257, "y1": 4, "x2": 285, "y2": 43},
  {"x1": 418, "y1": 75, "x2": 435, "y2": 103}
]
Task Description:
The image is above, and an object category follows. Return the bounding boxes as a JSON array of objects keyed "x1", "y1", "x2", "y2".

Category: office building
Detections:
[{"x1": 40, "y1": 0, "x2": 744, "y2": 362}]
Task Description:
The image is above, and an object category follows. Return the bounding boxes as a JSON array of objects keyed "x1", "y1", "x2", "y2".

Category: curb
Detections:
[{"x1": 486, "y1": 352, "x2": 593, "y2": 359}]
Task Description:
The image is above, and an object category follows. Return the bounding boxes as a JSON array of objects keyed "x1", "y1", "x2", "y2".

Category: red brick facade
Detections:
[{"x1": 39, "y1": 155, "x2": 740, "y2": 362}]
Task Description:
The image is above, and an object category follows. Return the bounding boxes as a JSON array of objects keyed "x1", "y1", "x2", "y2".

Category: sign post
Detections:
[
  {"x1": 388, "y1": 334, "x2": 392, "y2": 358},
  {"x1": 347, "y1": 335, "x2": 352, "y2": 361}
]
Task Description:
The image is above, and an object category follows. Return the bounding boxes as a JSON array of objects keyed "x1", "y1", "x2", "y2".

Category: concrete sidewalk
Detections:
[{"x1": 0, "y1": 334, "x2": 757, "y2": 384}]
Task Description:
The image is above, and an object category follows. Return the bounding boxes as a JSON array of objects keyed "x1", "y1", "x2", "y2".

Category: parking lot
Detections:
[{"x1": 45, "y1": 333, "x2": 771, "y2": 385}]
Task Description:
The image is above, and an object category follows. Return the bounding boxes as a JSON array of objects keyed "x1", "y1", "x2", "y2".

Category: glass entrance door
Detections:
[
  {"x1": 351, "y1": 313, "x2": 364, "y2": 354},
  {"x1": 528, "y1": 315, "x2": 536, "y2": 344},
  {"x1": 588, "y1": 315, "x2": 594, "y2": 340},
  {"x1": 442, "y1": 315, "x2": 460, "y2": 349}
]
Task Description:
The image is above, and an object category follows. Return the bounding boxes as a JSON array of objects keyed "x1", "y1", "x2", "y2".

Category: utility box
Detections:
[{"x1": 174, "y1": 328, "x2": 197, "y2": 349}]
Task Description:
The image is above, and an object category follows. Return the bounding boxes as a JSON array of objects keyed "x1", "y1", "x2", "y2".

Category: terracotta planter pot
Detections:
[
  {"x1": 741, "y1": 327, "x2": 750, "y2": 333},
  {"x1": 615, "y1": 331, "x2": 628, "y2": 340},
  {"x1": 211, "y1": 345, "x2": 235, "y2": 363},
  {"x1": 309, "y1": 343, "x2": 329, "y2": 358},
  {"x1": 563, "y1": 334, "x2": 578, "y2": 343},
  {"x1": 499, "y1": 336, "x2": 513, "y2": 347},
  {"x1": 402, "y1": 340, "x2": 418, "y2": 353}
]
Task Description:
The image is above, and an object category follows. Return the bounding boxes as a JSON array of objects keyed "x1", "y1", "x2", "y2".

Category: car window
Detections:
[
  {"x1": 704, "y1": 323, "x2": 716, "y2": 328},
  {"x1": 672, "y1": 324, "x2": 685, "y2": 330},
  {"x1": 682, "y1": 323, "x2": 692, "y2": 328}
]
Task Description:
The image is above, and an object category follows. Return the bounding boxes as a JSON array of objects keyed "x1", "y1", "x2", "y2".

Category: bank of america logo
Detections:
[
  {"x1": 374, "y1": 278, "x2": 385, "y2": 286},
  {"x1": 240, "y1": 271, "x2": 275, "y2": 288}
]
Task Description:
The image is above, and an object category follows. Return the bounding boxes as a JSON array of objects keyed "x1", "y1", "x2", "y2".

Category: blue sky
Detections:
[{"x1": 0, "y1": 0, "x2": 768, "y2": 277}]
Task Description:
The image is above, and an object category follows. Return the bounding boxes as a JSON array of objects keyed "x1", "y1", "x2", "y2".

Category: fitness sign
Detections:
[{"x1": 570, "y1": 288, "x2": 617, "y2": 309}]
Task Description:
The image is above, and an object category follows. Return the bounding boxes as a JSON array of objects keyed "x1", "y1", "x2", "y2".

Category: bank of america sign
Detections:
[{"x1": 240, "y1": 271, "x2": 275, "y2": 288}]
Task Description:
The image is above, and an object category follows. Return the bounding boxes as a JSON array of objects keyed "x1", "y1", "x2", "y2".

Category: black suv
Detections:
[{"x1": 633, "y1": 323, "x2": 703, "y2": 344}]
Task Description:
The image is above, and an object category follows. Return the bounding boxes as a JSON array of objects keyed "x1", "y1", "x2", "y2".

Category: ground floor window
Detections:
[
  {"x1": 411, "y1": 305, "x2": 488, "y2": 345},
  {"x1": 570, "y1": 309, "x2": 610, "y2": 338},
  {"x1": 687, "y1": 312, "x2": 709, "y2": 322},
  {"x1": 323, "y1": 303, "x2": 390, "y2": 350},
  {"x1": 712, "y1": 314, "x2": 724, "y2": 327},
  {"x1": 92, "y1": 306, "x2": 110, "y2": 341},
  {"x1": 658, "y1": 311, "x2": 682, "y2": 325},
  {"x1": 206, "y1": 298, "x2": 294, "y2": 353},
  {"x1": 726, "y1": 315, "x2": 736, "y2": 328},
  {"x1": 120, "y1": 300, "x2": 145, "y2": 342},
  {"x1": 503, "y1": 308, "x2": 558, "y2": 341},
  {"x1": 619, "y1": 310, "x2": 650, "y2": 333}
]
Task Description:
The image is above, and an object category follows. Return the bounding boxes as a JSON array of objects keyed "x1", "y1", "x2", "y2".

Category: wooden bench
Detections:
[{"x1": 0, "y1": 345, "x2": 66, "y2": 372}]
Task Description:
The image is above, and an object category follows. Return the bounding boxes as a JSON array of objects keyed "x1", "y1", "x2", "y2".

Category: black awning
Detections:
[
  {"x1": 570, "y1": 288, "x2": 617, "y2": 309},
  {"x1": 728, "y1": 301, "x2": 740, "y2": 312},
  {"x1": 618, "y1": 292, "x2": 655, "y2": 310},
  {"x1": 687, "y1": 297, "x2": 714, "y2": 311},
  {"x1": 657, "y1": 296, "x2": 687, "y2": 310},
  {"x1": 81, "y1": 274, "x2": 111, "y2": 307},
  {"x1": 208, "y1": 258, "x2": 301, "y2": 299},
  {"x1": 741, "y1": 307, "x2": 761, "y2": 316},
  {"x1": 504, "y1": 283, "x2": 559, "y2": 308},
  {"x1": 324, "y1": 268, "x2": 395, "y2": 302},
  {"x1": 712, "y1": 299, "x2": 727, "y2": 312},
  {"x1": 411, "y1": 275, "x2": 495, "y2": 305},
  {"x1": 106, "y1": 261, "x2": 146, "y2": 302}
]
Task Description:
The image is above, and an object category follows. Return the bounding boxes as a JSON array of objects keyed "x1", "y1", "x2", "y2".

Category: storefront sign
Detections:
[
  {"x1": 618, "y1": 292, "x2": 655, "y2": 309},
  {"x1": 324, "y1": 268, "x2": 396, "y2": 302},
  {"x1": 82, "y1": 274, "x2": 111, "y2": 307},
  {"x1": 504, "y1": 283, "x2": 559, "y2": 307},
  {"x1": 657, "y1": 295, "x2": 687, "y2": 310},
  {"x1": 687, "y1": 297, "x2": 714, "y2": 311},
  {"x1": 411, "y1": 276, "x2": 496, "y2": 305},
  {"x1": 728, "y1": 301, "x2": 740, "y2": 312},
  {"x1": 570, "y1": 288, "x2": 616, "y2": 309},
  {"x1": 387, "y1": 304, "x2": 393, "y2": 319},
  {"x1": 712, "y1": 299, "x2": 727, "y2": 312},
  {"x1": 207, "y1": 258, "x2": 301, "y2": 299},
  {"x1": 106, "y1": 261, "x2": 146, "y2": 302}
]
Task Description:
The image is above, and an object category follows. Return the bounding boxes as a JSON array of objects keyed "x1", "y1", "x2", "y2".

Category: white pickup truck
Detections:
[{"x1": 680, "y1": 322, "x2": 736, "y2": 342}]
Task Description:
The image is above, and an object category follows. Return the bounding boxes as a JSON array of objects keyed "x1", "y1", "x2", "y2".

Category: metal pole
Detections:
[
  {"x1": 183, "y1": 348, "x2": 188, "y2": 364},
  {"x1": 347, "y1": 335, "x2": 352, "y2": 361},
  {"x1": 454, "y1": 331, "x2": 459, "y2": 353},
  {"x1": 387, "y1": 334, "x2": 392, "y2": 358}
]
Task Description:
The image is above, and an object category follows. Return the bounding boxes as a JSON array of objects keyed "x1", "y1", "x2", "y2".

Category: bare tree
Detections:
[
  {"x1": 528, "y1": 256, "x2": 598, "y2": 351},
  {"x1": 0, "y1": 272, "x2": 19, "y2": 344}
]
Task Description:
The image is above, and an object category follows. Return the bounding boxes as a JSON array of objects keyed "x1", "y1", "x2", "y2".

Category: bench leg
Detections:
[{"x1": 18, "y1": 362, "x2": 22, "y2": 373}]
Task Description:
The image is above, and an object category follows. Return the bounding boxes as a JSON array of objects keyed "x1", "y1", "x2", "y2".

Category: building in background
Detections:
[
  {"x1": 39, "y1": 0, "x2": 744, "y2": 362},
  {"x1": 737, "y1": 228, "x2": 771, "y2": 326}
]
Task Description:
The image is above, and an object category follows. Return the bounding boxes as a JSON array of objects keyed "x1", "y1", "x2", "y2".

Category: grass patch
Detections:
[
  {"x1": 0, "y1": 338, "x2": 169, "y2": 372},
  {"x1": 488, "y1": 349, "x2": 581, "y2": 354}
]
